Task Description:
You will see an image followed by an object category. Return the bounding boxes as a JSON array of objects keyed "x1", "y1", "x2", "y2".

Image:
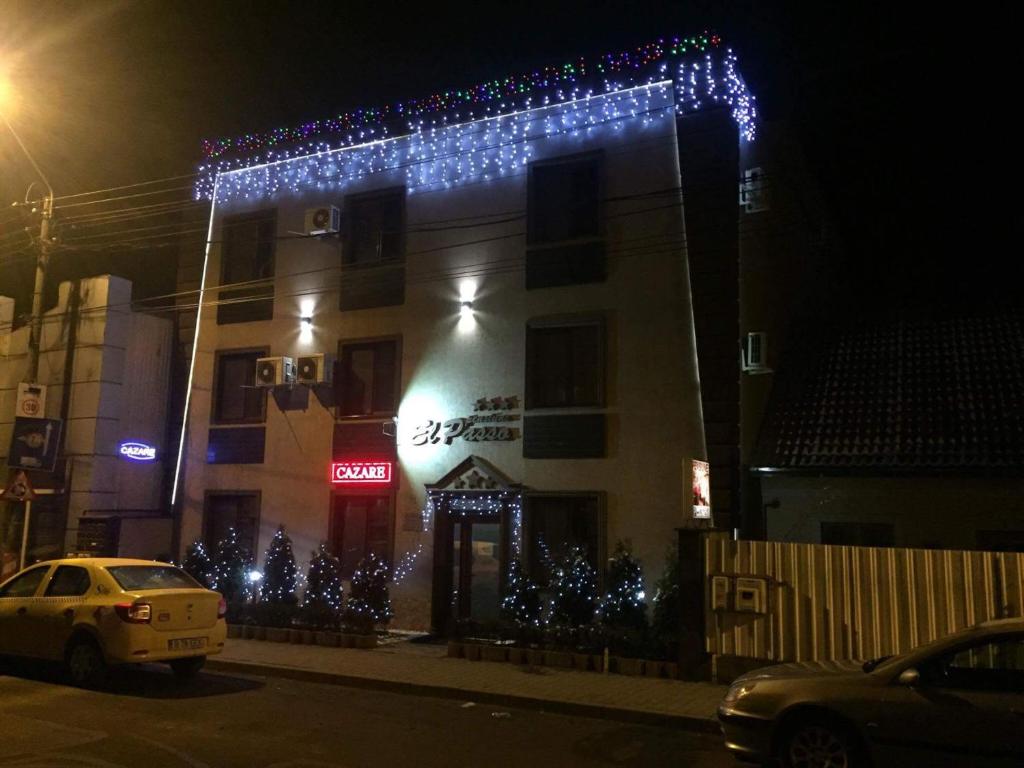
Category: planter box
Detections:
[
  {"x1": 352, "y1": 633, "x2": 377, "y2": 649},
  {"x1": 447, "y1": 640, "x2": 465, "y2": 659},
  {"x1": 614, "y1": 657, "x2": 645, "y2": 676},
  {"x1": 663, "y1": 662, "x2": 679, "y2": 680},
  {"x1": 644, "y1": 660, "x2": 664, "y2": 679},
  {"x1": 316, "y1": 631, "x2": 340, "y2": 647},
  {"x1": 507, "y1": 647, "x2": 529, "y2": 665},
  {"x1": 543, "y1": 650, "x2": 573, "y2": 668},
  {"x1": 463, "y1": 643, "x2": 483, "y2": 662},
  {"x1": 227, "y1": 624, "x2": 242, "y2": 639},
  {"x1": 265, "y1": 627, "x2": 290, "y2": 643},
  {"x1": 480, "y1": 645, "x2": 508, "y2": 663},
  {"x1": 572, "y1": 653, "x2": 593, "y2": 671},
  {"x1": 289, "y1": 629, "x2": 313, "y2": 644},
  {"x1": 526, "y1": 648, "x2": 544, "y2": 666}
]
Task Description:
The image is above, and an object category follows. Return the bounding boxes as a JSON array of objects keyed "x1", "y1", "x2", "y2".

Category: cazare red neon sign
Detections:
[{"x1": 330, "y1": 461, "x2": 392, "y2": 484}]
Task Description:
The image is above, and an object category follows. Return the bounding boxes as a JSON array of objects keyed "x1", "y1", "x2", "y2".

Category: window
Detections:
[
  {"x1": 0, "y1": 565, "x2": 49, "y2": 598},
  {"x1": 44, "y1": 566, "x2": 91, "y2": 597},
  {"x1": 524, "y1": 495, "x2": 601, "y2": 586},
  {"x1": 527, "y1": 153, "x2": 605, "y2": 289},
  {"x1": 331, "y1": 495, "x2": 392, "y2": 578},
  {"x1": 213, "y1": 350, "x2": 266, "y2": 423},
  {"x1": 526, "y1": 320, "x2": 604, "y2": 408},
  {"x1": 217, "y1": 210, "x2": 276, "y2": 324},
  {"x1": 106, "y1": 566, "x2": 199, "y2": 591},
  {"x1": 346, "y1": 189, "x2": 404, "y2": 266},
  {"x1": 341, "y1": 189, "x2": 405, "y2": 310},
  {"x1": 820, "y1": 522, "x2": 894, "y2": 547},
  {"x1": 204, "y1": 492, "x2": 260, "y2": 557},
  {"x1": 921, "y1": 636, "x2": 1024, "y2": 693},
  {"x1": 977, "y1": 530, "x2": 1024, "y2": 553},
  {"x1": 337, "y1": 339, "x2": 399, "y2": 416}
]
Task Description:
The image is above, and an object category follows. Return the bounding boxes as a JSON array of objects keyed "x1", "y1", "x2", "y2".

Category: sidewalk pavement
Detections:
[{"x1": 207, "y1": 638, "x2": 728, "y2": 731}]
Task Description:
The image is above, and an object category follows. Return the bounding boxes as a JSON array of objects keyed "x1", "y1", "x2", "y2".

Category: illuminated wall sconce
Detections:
[
  {"x1": 300, "y1": 316, "x2": 313, "y2": 333},
  {"x1": 458, "y1": 280, "x2": 476, "y2": 332}
]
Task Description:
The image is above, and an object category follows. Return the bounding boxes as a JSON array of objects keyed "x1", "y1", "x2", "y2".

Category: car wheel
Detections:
[
  {"x1": 169, "y1": 656, "x2": 205, "y2": 680},
  {"x1": 66, "y1": 639, "x2": 107, "y2": 689},
  {"x1": 781, "y1": 718, "x2": 862, "y2": 768}
]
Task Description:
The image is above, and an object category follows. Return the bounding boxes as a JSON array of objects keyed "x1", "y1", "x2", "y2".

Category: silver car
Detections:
[{"x1": 718, "y1": 618, "x2": 1024, "y2": 767}]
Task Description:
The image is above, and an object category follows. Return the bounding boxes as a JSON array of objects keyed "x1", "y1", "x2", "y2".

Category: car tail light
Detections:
[
  {"x1": 217, "y1": 597, "x2": 227, "y2": 619},
  {"x1": 114, "y1": 602, "x2": 151, "y2": 624}
]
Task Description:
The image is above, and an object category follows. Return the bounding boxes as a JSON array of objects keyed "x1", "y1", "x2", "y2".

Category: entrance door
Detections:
[{"x1": 452, "y1": 519, "x2": 501, "y2": 625}]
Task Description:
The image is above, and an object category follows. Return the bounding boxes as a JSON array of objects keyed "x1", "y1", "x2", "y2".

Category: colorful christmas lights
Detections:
[{"x1": 194, "y1": 40, "x2": 755, "y2": 202}]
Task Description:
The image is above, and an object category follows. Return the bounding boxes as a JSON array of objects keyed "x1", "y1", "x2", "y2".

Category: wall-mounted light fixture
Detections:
[
  {"x1": 458, "y1": 280, "x2": 476, "y2": 332},
  {"x1": 299, "y1": 298, "x2": 315, "y2": 342}
]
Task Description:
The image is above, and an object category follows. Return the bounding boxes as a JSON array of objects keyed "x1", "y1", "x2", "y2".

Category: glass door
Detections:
[{"x1": 452, "y1": 519, "x2": 501, "y2": 625}]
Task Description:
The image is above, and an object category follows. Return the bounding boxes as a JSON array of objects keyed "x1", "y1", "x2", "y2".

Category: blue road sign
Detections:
[{"x1": 8, "y1": 417, "x2": 62, "y2": 472}]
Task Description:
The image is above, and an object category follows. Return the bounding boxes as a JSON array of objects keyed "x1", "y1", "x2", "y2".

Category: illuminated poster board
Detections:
[{"x1": 692, "y1": 459, "x2": 711, "y2": 519}]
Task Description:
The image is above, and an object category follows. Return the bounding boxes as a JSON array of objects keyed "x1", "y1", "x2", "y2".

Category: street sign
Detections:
[
  {"x1": 1, "y1": 469, "x2": 36, "y2": 502},
  {"x1": 7, "y1": 417, "x2": 62, "y2": 471},
  {"x1": 14, "y1": 383, "x2": 47, "y2": 419}
]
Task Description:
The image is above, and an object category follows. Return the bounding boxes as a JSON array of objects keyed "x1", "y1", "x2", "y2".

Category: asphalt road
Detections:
[{"x1": 0, "y1": 662, "x2": 733, "y2": 768}]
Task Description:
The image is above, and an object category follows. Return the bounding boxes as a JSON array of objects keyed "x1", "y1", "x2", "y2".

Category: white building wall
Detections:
[
  {"x1": 179, "y1": 86, "x2": 707, "y2": 629},
  {"x1": 0, "y1": 276, "x2": 173, "y2": 559}
]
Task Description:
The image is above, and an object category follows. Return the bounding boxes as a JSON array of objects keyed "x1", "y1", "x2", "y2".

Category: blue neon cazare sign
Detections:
[{"x1": 119, "y1": 442, "x2": 157, "y2": 462}]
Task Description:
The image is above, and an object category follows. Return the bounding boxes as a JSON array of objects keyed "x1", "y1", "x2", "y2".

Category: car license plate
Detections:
[{"x1": 168, "y1": 637, "x2": 207, "y2": 651}]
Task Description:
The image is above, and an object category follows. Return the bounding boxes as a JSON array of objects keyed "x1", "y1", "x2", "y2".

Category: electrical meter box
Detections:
[
  {"x1": 711, "y1": 575, "x2": 731, "y2": 611},
  {"x1": 734, "y1": 577, "x2": 769, "y2": 613}
]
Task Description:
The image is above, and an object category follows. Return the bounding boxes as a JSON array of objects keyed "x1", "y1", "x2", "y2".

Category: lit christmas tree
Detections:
[
  {"x1": 549, "y1": 546, "x2": 598, "y2": 627},
  {"x1": 600, "y1": 541, "x2": 648, "y2": 631},
  {"x1": 501, "y1": 560, "x2": 542, "y2": 627},
  {"x1": 303, "y1": 543, "x2": 344, "y2": 628},
  {"x1": 182, "y1": 540, "x2": 214, "y2": 589},
  {"x1": 213, "y1": 527, "x2": 251, "y2": 604},
  {"x1": 260, "y1": 525, "x2": 298, "y2": 604},
  {"x1": 345, "y1": 553, "x2": 392, "y2": 632}
]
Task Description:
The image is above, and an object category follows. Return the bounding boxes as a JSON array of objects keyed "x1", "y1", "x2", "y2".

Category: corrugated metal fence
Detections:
[{"x1": 704, "y1": 533, "x2": 1024, "y2": 662}]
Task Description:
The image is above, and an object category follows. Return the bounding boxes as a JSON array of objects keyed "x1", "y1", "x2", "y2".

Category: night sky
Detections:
[{"x1": 0, "y1": 2, "x2": 1007, "y2": 322}]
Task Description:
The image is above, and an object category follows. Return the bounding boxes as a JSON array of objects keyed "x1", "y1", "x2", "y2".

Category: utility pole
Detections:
[{"x1": 0, "y1": 111, "x2": 55, "y2": 381}]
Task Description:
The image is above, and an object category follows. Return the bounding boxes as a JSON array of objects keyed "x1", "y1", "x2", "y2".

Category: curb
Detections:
[{"x1": 206, "y1": 658, "x2": 721, "y2": 733}]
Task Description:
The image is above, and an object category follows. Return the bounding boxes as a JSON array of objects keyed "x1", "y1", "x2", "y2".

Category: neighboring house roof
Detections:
[
  {"x1": 195, "y1": 32, "x2": 757, "y2": 200},
  {"x1": 751, "y1": 313, "x2": 1024, "y2": 474}
]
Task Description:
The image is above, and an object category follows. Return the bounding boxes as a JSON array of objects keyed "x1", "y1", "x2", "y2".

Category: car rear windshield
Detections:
[{"x1": 106, "y1": 566, "x2": 200, "y2": 591}]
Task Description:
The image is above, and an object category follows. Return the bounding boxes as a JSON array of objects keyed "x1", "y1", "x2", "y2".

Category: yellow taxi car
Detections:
[{"x1": 0, "y1": 558, "x2": 226, "y2": 687}]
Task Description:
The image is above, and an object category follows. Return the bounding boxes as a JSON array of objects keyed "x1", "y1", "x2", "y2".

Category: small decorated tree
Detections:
[
  {"x1": 182, "y1": 540, "x2": 214, "y2": 589},
  {"x1": 651, "y1": 545, "x2": 681, "y2": 654},
  {"x1": 501, "y1": 559, "x2": 542, "y2": 630},
  {"x1": 600, "y1": 541, "x2": 648, "y2": 632},
  {"x1": 345, "y1": 553, "x2": 392, "y2": 633},
  {"x1": 213, "y1": 527, "x2": 251, "y2": 605},
  {"x1": 260, "y1": 525, "x2": 298, "y2": 604},
  {"x1": 549, "y1": 546, "x2": 598, "y2": 628},
  {"x1": 302, "y1": 543, "x2": 344, "y2": 629}
]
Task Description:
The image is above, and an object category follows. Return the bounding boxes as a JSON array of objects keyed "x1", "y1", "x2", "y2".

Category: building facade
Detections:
[
  {"x1": 176, "y1": 37, "x2": 758, "y2": 631},
  {"x1": 0, "y1": 275, "x2": 174, "y2": 577}
]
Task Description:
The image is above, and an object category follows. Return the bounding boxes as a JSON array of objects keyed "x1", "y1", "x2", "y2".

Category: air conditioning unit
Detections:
[
  {"x1": 742, "y1": 332, "x2": 771, "y2": 373},
  {"x1": 739, "y1": 167, "x2": 769, "y2": 213},
  {"x1": 255, "y1": 356, "x2": 296, "y2": 387},
  {"x1": 295, "y1": 353, "x2": 334, "y2": 385},
  {"x1": 304, "y1": 205, "x2": 341, "y2": 235}
]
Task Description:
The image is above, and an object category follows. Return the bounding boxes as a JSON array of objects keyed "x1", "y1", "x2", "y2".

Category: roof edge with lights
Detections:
[{"x1": 195, "y1": 32, "x2": 756, "y2": 201}]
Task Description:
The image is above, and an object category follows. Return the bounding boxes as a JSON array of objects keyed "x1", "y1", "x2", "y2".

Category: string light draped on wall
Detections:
[{"x1": 195, "y1": 36, "x2": 755, "y2": 201}]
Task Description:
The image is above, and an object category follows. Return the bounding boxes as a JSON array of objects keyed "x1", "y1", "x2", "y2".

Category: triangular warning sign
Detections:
[{"x1": 1, "y1": 470, "x2": 36, "y2": 502}]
